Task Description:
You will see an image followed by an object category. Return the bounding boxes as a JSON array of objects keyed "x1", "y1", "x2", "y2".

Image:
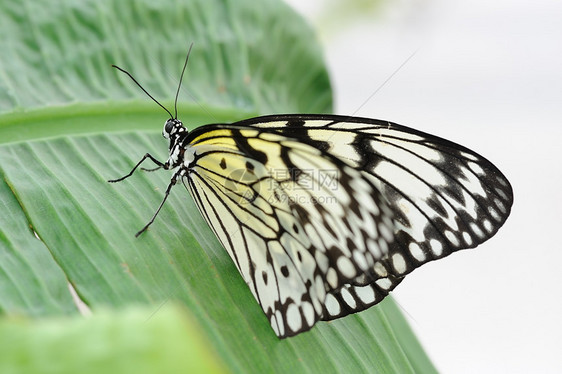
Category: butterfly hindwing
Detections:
[
  {"x1": 183, "y1": 125, "x2": 396, "y2": 337},
  {"x1": 322, "y1": 262, "x2": 405, "y2": 320}
]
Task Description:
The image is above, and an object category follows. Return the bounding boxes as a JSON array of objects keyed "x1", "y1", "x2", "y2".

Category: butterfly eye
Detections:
[{"x1": 164, "y1": 119, "x2": 175, "y2": 135}]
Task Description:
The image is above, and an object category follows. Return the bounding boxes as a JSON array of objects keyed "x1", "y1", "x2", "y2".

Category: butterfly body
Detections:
[{"x1": 111, "y1": 113, "x2": 512, "y2": 338}]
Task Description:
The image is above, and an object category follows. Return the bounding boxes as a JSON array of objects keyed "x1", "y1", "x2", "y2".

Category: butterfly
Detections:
[{"x1": 109, "y1": 48, "x2": 513, "y2": 338}]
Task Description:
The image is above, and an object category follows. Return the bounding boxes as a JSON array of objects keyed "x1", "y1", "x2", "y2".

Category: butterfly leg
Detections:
[
  {"x1": 108, "y1": 153, "x2": 166, "y2": 183},
  {"x1": 134, "y1": 168, "x2": 182, "y2": 237},
  {"x1": 141, "y1": 166, "x2": 162, "y2": 172}
]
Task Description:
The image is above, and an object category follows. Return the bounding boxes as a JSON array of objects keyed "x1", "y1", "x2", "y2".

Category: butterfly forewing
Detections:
[
  {"x1": 246, "y1": 115, "x2": 513, "y2": 277},
  {"x1": 183, "y1": 125, "x2": 396, "y2": 337}
]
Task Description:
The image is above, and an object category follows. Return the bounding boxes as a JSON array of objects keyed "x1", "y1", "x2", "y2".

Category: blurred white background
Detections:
[{"x1": 284, "y1": 0, "x2": 562, "y2": 372}]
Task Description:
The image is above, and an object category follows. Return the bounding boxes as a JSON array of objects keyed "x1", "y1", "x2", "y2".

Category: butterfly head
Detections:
[{"x1": 163, "y1": 118, "x2": 186, "y2": 140}]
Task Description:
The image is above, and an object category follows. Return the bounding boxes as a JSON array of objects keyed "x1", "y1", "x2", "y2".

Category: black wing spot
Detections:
[
  {"x1": 219, "y1": 157, "x2": 227, "y2": 169},
  {"x1": 246, "y1": 161, "x2": 255, "y2": 173},
  {"x1": 280, "y1": 265, "x2": 289, "y2": 277},
  {"x1": 262, "y1": 271, "x2": 268, "y2": 285}
]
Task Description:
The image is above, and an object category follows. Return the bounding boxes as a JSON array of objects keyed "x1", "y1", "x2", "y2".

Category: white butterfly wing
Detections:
[
  {"x1": 184, "y1": 125, "x2": 395, "y2": 337},
  {"x1": 243, "y1": 115, "x2": 513, "y2": 318}
]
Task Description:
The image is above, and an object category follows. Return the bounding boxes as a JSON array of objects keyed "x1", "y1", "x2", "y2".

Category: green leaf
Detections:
[
  {"x1": 0, "y1": 0, "x2": 436, "y2": 373},
  {"x1": 0, "y1": 305, "x2": 227, "y2": 374}
]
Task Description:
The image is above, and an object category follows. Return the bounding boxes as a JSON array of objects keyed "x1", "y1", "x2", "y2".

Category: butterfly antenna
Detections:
[
  {"x1": 174, "y1": 43, "x2": 194, "y2": 119},
  {"x1": 112, "y1": 64, "x2": 174, "y2": 119}
]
